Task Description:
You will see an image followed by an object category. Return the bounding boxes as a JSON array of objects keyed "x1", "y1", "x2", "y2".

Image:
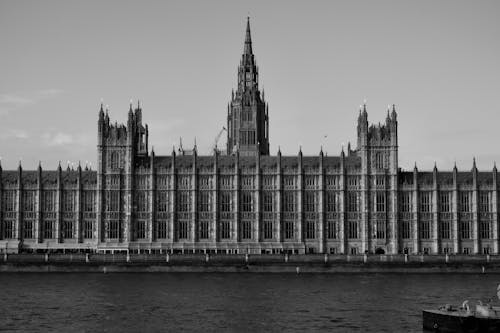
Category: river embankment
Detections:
[{"x1": 1, "y1": 253, "x2": 500, "y2": 273}]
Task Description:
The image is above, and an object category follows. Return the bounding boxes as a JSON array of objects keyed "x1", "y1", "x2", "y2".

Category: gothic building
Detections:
[{"x1": 0, "y1": 19, "x2": 497, "y2": 255}]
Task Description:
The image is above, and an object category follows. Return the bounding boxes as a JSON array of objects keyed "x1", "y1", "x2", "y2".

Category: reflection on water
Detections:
[{"x1": 0, "y1": 273, "x2": 498, "y2": 332}]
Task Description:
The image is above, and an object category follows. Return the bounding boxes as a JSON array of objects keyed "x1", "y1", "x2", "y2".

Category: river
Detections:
[{"x1": 0, "y1": 273, "x2": 498, "y2": 332}]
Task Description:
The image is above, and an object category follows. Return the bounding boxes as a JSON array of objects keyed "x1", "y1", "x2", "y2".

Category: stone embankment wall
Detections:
[{"x1": 1, "y1": 254, "x2": 499, "y2": 273}]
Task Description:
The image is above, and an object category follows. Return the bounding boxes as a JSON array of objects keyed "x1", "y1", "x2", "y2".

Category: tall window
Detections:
[
  {"x1": 157, "y1": 220, "x2": 168, "y2": 239},
  {"x1": 63, "y1": 191, "x2": 76, "y2": 212},
  {"x1": 177, "y1": 221, "x2": 189, "y2": 239},
  {"x1": 23, "y1": 221, "x2": 33, "y2": 239},
  {"x1": 241, "y1": 221, "x2": 252, "y2": 239},
  {"x1": 460, "y1": 221, "x2": 471, "y2": 239},
  {"x1": 220, "y1": 221, "x2": 231, "y2": 239},
  {"x1": 374, "y1": 220, "x2": 385, "y2": 239},
  {"x1": 44, "y1": 221, "x2": 54, "y2": 239},
  {"x1": 105, "y1": 191, "x2": 120, "y2": 212},
  {"x1": 327, "y1": 221, "x2": 338, "y2": 239},
  {"x1": 480, "y1": 221, "x2": 491, "y2": 239},
  {"x1": 440, "y1": 221, "x2": 451, "y2": 239},
  {"x1": 83, "y1": 220, "x2": 93, "y2": 239},
  {"x1": 157, "y1": 191, "x2": 169, "y2": 212},
  {"x1": 262, "y1": 192, "x2": 273, "y2": 212},
  {"x1": 459, "y1": 192, "x2": 472, "y2": 212},
  {"x1": 304, "y1": 192, "x2": 316, "y2": 212},
  {"x1": 62, "y1": 220, "x2": 74, "y2": 239},
  {"x1": 135, "y1": 191, "x2": 147, "y2": 212},
  {"x1": 348, "y1": 221, "x2": 358, "y2": 239},
  {"x1": 347, "y1": 192, "x2": 359, "y2": 212},
  {"x1": 326, "y1": 192, "x2": 339, "y2": 212},
  {"x1": 22, "y1": 191, "x2": 36, "y2": 212},
  {"x1": 198, "y1": 192, "x2": 211, "y2": 212},
  {"x1": 400, "y1": 192, "x2": 411, "y2": 212},
  {"x1": 305, "y1": 221, "x2": 315, "y2": 239},
  {"x1": 241, "y1": 192, "x2": 253, "y2": 212},
  {"x1": 420, "y1": 192, "x2": 431, "y2": 212},
  {"x1": 199, "y1": 221, "x2": 209, "y2": 239},
  {"x1": 283, "y1": 192, "x2": 296, "y2": 212},
  {"x1": 480, "y1": 192, "x2": 492, "y2": 212},
  {"x1": 420, "y1": 221, "x2": 431, "y2": 239},
  {"x1": 136, "y1": 221, "x2": 146, "y2": 239},
  {"x1": 375, "y1": 192, "x2": 385, "y2": 212},
  {"x1": 42, "y1": 191, "x2": 56, "y2": 212},
  {"x1": 401, "y1": 221, "x2": 411, "y2": 239},
  {"x1": 110, "y1": 151, "x2": 120, "y2": 169},
  {"x1": 440, "y1": 192, "x2": 451, "y2": 212},
  {"x1": 220, "y1": 192, "x2": 231, "y2": 212},
  {"x1": 82, "y1": 191, "x2": 95, "y2": 212},
  {"x1": 177, "y1": 192, "x2": 190, "y2": 212},
  {"x1": 3, "y1": 191, "x2": 16, "y2": 211},
  {"x1": 374, "y1": 152, "x2": 384, "y2": 169},
  {"x1": 263, "y1": 221, "x2": 273, "y2": 239},
  {"x1": 284, "y1": 221, "x2": 294, "y2": 239},
  {"x1": 108, "y1": 221, "x2": 120, "y2": 239}
]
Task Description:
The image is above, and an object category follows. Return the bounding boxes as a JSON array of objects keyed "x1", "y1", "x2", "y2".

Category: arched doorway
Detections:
[{"x1": 375, "y1": 247, "x2": 385, "y2": 254}]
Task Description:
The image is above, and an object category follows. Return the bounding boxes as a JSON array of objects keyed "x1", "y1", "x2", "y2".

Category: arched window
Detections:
[
  {"x1": 110, "y1": 151, "x2": 119, "y2": 169},
  {"x1": 375, "y1": 152, "x2": 384, "y2": 169}
]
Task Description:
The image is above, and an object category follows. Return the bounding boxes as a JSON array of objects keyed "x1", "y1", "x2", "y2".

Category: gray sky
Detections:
[{"x1": 1, "y1": 0, "x2": 499, "y2": 171}]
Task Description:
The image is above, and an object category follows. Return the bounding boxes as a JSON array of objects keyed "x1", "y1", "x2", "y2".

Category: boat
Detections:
[{"x1": 423, "y1": 285, "x2": 500, "y2": 332}]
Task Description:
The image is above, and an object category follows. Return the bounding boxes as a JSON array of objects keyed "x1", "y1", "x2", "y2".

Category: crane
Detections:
[{"x1": 211, "y1": 126, "x2": 227, "y2": 154}]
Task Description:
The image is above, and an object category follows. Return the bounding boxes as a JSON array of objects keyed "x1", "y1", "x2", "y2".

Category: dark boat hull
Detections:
[{"x1": 423, "y1": 310, "x2": 500, "y2": 332}]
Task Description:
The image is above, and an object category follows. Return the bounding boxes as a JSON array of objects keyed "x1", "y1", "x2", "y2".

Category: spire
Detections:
[
  {"x1": 244, "y1": 16, "x2": 252, "y2": 55},
  {"x1": 391, "y1": 104, "x2": 397, "y2": 120},
  {"x1": 472, "y1": 157, "x2": 477, "y2": 171}
]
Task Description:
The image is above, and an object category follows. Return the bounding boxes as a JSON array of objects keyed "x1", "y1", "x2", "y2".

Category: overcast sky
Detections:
[{"x1": 1, "y1": 0, "x2": 499, "y2": 171}]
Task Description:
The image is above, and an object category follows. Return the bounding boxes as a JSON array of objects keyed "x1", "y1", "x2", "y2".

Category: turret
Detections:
[{"x1": 227, "y1": 17, "x2": 269, "y2": 156}]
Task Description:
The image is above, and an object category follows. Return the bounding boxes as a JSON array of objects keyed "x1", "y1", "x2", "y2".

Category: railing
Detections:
[{"x1": 1, "y1": 253, "x2": 498, "y2": 265}]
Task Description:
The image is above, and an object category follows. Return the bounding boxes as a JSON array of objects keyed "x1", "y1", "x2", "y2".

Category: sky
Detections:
[{"x1": 0, "y1": 0, "x2": 499, "y2": 171}]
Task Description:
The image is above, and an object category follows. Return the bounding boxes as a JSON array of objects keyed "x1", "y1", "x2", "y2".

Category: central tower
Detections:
[{"x1": 227, "y1": 17, "x2": 269, "y2": 156}]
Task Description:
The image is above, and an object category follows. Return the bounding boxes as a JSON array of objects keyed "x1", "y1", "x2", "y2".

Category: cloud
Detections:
[
  {"x1": 0, "y1": 89, "x2": 64, "y2": 116},
  {"x1": 41, "y1": 131, "x2": 92, "y2": 147},
  {"x1": 0, "y1": 129, "x2": 29, "y2": 140}
]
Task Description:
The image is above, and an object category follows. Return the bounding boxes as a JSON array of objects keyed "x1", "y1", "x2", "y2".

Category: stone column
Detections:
[
  {"x1": 191, "y1": 151, "x2": 197, "y2": 246},
  {"x1": 340, "y1": 154, "x2": 346, "y2": 254},
  {"x1": 169, "y1": 151, "x2": 176, "y2": 245},
  {"x1": 56, "y1": 166, "x2": 62, "y2": 244},
  {"x1": 36, "y1": 164, "x2": 42, "y2": 243},
  {"x1": 361, "y1": 156, "x2": 369, "y2": 254},
  {"x1": 318, "y1": 151, "x2": 325, "y2": 253},
  {"x1": 276, "y1": 150, "x2": 282, "y2": 244},
  {"x1": 213, "y1": 152, "x2": 218, "y2": 245},
  {"x1": 390, "y1": 168, "x2": 399, "y2": 254},
  {"x1": 16, "y1": 164, "x2": 22, "y2": 241},
  {"x1": 472, "y1": 162, "x2": 479, "y2": 254},
  {"x1": 493, "y1": 165, "x2": 498, "y2": 254},
  {"x1": 76, "y1": 165, "x2": 82, "y2": 243},
  {"x1": 255, "y1": 152, "x2": 261, "y2": 244},
  {"x1": 412, "y1": 167, "x2": 419, "y2": 254},
  {"x1": 297, "y1": 150, "x2": 303, "y2": 248},
  {"x1": 452, "y1": 166, "x2": 459, "y2": 254},
  {"x1": 149, "y1": 152, "x2": 156, "y2": 243},
  {"x1": 0, "y1": 163, "x2": 3, "y2": 240},
  {"x1": 234, "y1": 152, "x2": 239, "y2": 244},
  {"x1": 432, "y1": 167, "x2": 439, "y2": 254}
]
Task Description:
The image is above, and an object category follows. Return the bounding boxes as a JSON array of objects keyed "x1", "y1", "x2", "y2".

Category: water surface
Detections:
[{"x1": 0, "y1": 273, "x2": 498, "y2": 332}]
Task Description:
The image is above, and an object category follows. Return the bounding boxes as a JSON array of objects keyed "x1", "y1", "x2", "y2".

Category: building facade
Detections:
[{"x1": 0, "y1": 19, "x2": 498, "y2": 255}]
